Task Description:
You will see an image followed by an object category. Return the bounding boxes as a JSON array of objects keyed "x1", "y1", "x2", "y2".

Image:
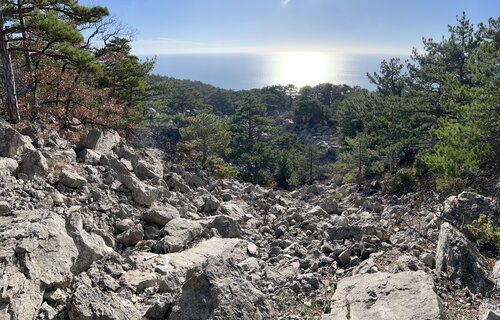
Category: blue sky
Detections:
[{"x1": 80, "y1": 0, "x2": 499, "y2": 55}]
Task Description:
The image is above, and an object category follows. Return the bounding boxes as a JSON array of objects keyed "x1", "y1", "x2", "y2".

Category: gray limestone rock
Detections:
[
  {"x1": 435, "y1": 223, "x2": 494, "y2": 293},
  {"x1": 0, "y1": 118, "x2": 35, "y2": 158},
  {"x1": 59, "y1": 169, "x2": 87, "y2": 189},
  {"x1": 142, "y1": 204, "x2": 180, "y2": 227},
  {"x1": 0, "y1": 211, "x2": 78, "y2": 320},
  {"x1": 67, "y1": 283, "x2": 141, "y2": 320},
  {"x1": 0, "y1": 157, "x2": 18, "y2": 176},
  {"x1": 156, "y1": 218, "x2": 204, "y2": 253},
  {"x1": 100, "y1": 154, "x2": 160, "y2": 206},
  {"x1": 116, "y1": 224, "x2": 144, "y2": 247},
  {"x1": 78, "y1": 148, "x2": 101, "y2": 165},
  {"x1": 134, "y1": 160, "x2": 163, "y2": 180},
  {"x1": 320, "y1": 198, "x2": 338, "y2": 214},
  {"x1": 323, "y1": 271, "x2": 444, "y2": 320},
  {"x1": 16, "y1": 150, "x2": 48, "y2": 180},
  {"x1": 209, "y1": 215, "x2": 241, "y2": 238},
  {"x1": 77, "y1": 128, "x2": 121, "y2": 153},
  {"x1": 442, "y1": 192, "x2": 498, "y2": 228}
]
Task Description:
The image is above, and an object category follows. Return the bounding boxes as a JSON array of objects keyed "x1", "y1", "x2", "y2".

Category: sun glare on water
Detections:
[{"x1": 271, "y1": 51, "x2": 338, "y2": 87}]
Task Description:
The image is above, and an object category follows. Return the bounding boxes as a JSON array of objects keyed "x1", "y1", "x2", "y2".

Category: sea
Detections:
[{"x1": 144, "y1": 52, "x2": 410, "y2": 90}]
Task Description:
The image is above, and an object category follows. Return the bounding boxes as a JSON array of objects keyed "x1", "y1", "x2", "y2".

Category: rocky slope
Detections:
[{"x1": 0, "y1": 119, "x2": 499, "y2": 320}]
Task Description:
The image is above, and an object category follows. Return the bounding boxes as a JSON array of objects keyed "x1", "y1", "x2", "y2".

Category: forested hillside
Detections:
[{"x1": 1, "y1": 2, "x2": 498, "y2": 194}]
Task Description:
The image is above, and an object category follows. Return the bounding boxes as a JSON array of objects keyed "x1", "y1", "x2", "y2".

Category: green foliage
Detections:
[
  {"x1": 179, "y1": 113, "x2": 231, "y2": 170},
  {"x1": 210, "y1": 158, "x2": 238, "y2": 179},
  {"x1": 423, "y1": 17, "x2": 500, "y2": 189},
  {"x1": 273, "y1": 133, "x2": 301, "y2": 189},
  {"x1": 381, "y1": 168, "x2": 417, "y2": 194},
  {"x1": 367, "y1": 58, "x2": 405, "y2": 97},
  {"x1": 467, "y1": 215, "x2": 500, "y2": 255},
  {"x1": 229, "y1": 93, "x2": 277, "y2": 184}
]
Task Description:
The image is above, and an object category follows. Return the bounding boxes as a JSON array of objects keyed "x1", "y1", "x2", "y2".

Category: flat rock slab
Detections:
[
  {"x1": 323, "y1": 271, "x2": 444, "y2": 320},
  {"x1": 125, "y1": 237, "x2": 249, "y2": 292}
]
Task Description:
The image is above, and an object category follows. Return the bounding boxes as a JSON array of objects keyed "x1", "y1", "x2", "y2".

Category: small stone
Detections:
[
  {"x1": 338, "y1": 249, "x2": 352, "y2": 266},
  {"x1": 247, "y1": 243, "x2": 258, "y2": 256},
  {"x1": 0, "y1": 201, "x2": 11, "y2": 215}
]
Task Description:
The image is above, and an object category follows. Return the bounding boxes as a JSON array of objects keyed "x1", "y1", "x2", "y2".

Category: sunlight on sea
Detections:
[
  {"x1": 148, "y1": 52, "x2": 408, "y2": 89},
  {"x1": 271, "y1": 51, "x2": 342, "y2": 87}
]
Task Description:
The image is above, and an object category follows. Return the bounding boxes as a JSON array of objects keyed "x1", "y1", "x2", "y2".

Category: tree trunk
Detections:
[
  {"x1": 0, "y1": 12, "x2": 20, "y2": 123},
  {"x1": 18, "y1": 5, "x2": 38, "y2": 110},
  {"x1": 388, "y1": 152, "x2": 395, "y2": 175}
]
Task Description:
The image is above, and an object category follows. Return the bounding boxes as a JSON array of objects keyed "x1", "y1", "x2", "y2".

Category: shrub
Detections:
[
  {"x1": 466, "y1": 214, "x2": 500, "y2": 255},
  {"x1": 381, "y1": 168, "x2": 416, "y2": 194}
]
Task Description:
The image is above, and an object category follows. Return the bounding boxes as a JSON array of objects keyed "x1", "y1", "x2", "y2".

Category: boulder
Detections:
[
  {"x1": 156, "y1": 218, "x2": 204, "y2": 253},
  {"x1": 0, "y1": 157, "x2": 18, "y2": 176},
  {"x1": 209, "y1": 215, "x2": 241, "y2": 238},
  {"x1": 65, "y1": 211, "x2": 118, "y2": 273},
  {"x1": 219, "y1": 201, "x2": 248, "y2": 221},
  {"x1": 169, "y1": 257, "x2": 273, "y2": 320},
  {"x1": 479, "y1": 303, "x2": 500, "y2": 320},
  {"x1": 134, "y1": 160, "x2": 163, "y2": 180},
  {"x1": 0, "y1": 118, "x2": 35, "y2": 157},
  {"x1": 59, "y1": 169, "x2": 87, "y2": 189},
  {"x1": 77, "y1": 128, "x2": 121, "y2": 153},
  {"x1": 435, "y1": 223, "x2": 494, "y2": 293},
  {"x1": 67, "y1": 283, "x2": 142, "y2": 320},
  {"x1": 142, "y1": 204, "x2": 180, "y2": 227},
  {"x1": 0, "y1": 211, "x2": 78, "y2": 320},
  {"x1": 320, "y1": 198, "x2": 338, "y2": 214},
  {"x1": 184, "y1": 172, "x2": 205, "y2": 188},
  {"x1": 78, "y1": 149, "x2": 101, "y2": 165},
  {"x1": 307, "y1": 206, "x2": 329, "y2": 218},
  {"x1": 493, "y1": 260, "x2": 500, "y2": 288},
  {"x1": 442, "y1": 192, "x2": 498, "y2": 228},
  {"x1": 323, "y1": 271, "x2": 444, "y2": 320},
  {"x1": 101, "y1": 154, "x2": 160, "y2": 206},
  {"x1": 0, "y1": 201, "x2": 11, "y2": 215},
  {"x1": 116, "y1": 224, "x2": 144, "y2": 247},
  {"x1": 203, "y1": 195, "x2": 220, "y2": 213},
  {"x1": 165, "y1": 172, "x2": 191, "y2": 193},
  {"x1": 16, "y1": 150, "x2": 48, "y2": 180}
]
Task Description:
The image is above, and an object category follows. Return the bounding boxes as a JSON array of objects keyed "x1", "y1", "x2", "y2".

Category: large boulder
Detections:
[
  {"x1": 65, "y1": 211, "x2": 118, "y2": 273},
  {"x1": 100, "y1": 155, "x2": 160, "y2": 206},
  {"x1": 442, "y1": 192, "x2": 498, "y2": 228},
  {"x1": 323, "y1": 271, "x2": 444, "y2": 320},
  {"x1": 156, "y1": 218, "x2": 204, "y2": 253},
  {"x1": 0, "y1": 118, "x2": 35, "y2": 158},
  {"x1": 77, "y1": 128, "x2": 121, "y2": 153},
  {"x1": 0, "y1": 210, "x2": 78, "y2": 320},
  {"x1": 435, "y1": 223, "x2": 494, "y2": 293},
  {"x1": 169, "y1": 257, "x2": 273, "y2": 320},
  {"x1": 16, "y1": 150, "x2": 48, "y2": 180},
  {"x1": 209, "y1": 215, "x2": 241, "y2": 238},
  {"x1": 142, "y1": 204, "x2": 180, "y2": 227},
  {"x1": 134, "y1": 160, "x2": 163, "y2": 180},
  {"x1": 67, "y1": 283, "x2": 142, "y2": 320}
]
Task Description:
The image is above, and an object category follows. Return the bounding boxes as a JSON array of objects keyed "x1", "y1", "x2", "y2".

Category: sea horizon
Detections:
[{"x1": 141, "y1": 52, "x2": 410, "y2": 90}]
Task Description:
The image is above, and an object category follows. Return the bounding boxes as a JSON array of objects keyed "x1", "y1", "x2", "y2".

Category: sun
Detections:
[{"x1": 271, "y1": 51, "x2": 336, "y2": 87}]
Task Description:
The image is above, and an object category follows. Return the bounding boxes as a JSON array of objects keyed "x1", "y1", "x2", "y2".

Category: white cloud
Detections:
[{"x1": 281, "y1": 0, "x2": 291, "y2": 6}]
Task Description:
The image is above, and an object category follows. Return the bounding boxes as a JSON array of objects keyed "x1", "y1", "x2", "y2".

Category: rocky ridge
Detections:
[{"x1": 0, "y1": 120, "x2": 498, "y2": 319}]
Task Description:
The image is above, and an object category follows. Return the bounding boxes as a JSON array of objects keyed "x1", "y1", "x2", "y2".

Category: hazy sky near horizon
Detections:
[{"x1": 80, "y1": 0, "x2": 499, "y2": 56}]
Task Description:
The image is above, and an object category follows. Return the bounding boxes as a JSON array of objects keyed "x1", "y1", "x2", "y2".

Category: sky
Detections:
[{"x1": 79, "y1": 0, "x2": 499, "y2": 56}]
